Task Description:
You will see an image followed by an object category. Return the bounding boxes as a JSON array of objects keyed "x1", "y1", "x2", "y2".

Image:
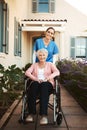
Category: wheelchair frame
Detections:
[{"x1": 19, "y1": 76, "x2": 62, "y2": 125}]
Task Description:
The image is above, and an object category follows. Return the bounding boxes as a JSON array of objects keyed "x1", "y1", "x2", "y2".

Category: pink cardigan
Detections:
[{"x1": 25, "y1": 62, "x2": 60, "y2": 87}]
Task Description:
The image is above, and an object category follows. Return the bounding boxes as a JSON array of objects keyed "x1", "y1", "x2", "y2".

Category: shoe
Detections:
[
  {"x1": 26, "y1": 115, "x2": 34, "y2": 122},
  {"x1": 40, "y1": 116, "x2": 48, "y2": 125}
]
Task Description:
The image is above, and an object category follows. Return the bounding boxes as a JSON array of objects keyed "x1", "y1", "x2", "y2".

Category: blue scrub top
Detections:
[{"x1": 34, "y1": 38, "x2": 59, "y2": 62}]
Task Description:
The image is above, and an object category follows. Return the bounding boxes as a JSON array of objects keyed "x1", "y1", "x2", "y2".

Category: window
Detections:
[
  {"x1": 39, "y1": 0, "x2": 49, "y2": 12},
  {"x1": 0, "y1": 2, "x2": 9, "y2": 53},
  {"x1": 70, "y1": 37, "x2": 87, "y2": 59},
  {"x1": 14, "y1": 17, "x2": 22, "y2": 57},
  {"x1": 32, "y1": 0, "x2": 55, "y2": 13}
]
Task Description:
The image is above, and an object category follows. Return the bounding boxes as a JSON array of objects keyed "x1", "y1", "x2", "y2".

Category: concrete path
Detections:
[{"x1": 2, "y1": 86, "x2": 87, "y2": 130}]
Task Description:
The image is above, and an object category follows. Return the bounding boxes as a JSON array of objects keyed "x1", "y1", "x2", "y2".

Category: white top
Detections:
[{"x1": 38, "y1": 68, "x2": 45, "y2": 80}]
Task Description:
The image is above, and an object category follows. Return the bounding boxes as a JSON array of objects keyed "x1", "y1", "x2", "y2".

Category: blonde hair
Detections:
[{"x1": 36, "y1": 48, "x2": 48, "y2": 58}]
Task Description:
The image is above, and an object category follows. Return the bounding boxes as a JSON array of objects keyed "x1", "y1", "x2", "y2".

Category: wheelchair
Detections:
[{"x1": 19, "y1": 76, "x2": 62, "y2": 125}]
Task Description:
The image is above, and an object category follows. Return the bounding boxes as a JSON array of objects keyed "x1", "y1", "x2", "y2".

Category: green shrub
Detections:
[
  {"x1": 0, "y1": 64, "x2": 24, "y2": 106},
  {"x1": 22, "y1": 63, "x2": 32, "y2": 72}
]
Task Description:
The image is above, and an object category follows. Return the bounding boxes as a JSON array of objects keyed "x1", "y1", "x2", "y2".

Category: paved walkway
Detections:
[{"x1": 1, "y1": 85, "x2": 87, "y2": 130}]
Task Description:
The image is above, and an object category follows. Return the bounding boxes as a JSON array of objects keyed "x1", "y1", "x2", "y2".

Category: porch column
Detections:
[{"x1": 59, "y1": 32, "x2": 65, "y2": 59}]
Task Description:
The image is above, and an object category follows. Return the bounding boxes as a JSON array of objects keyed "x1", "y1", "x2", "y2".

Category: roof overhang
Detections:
[{"x1": 20, "y1": 19, "x2": 67, "y2": 32}]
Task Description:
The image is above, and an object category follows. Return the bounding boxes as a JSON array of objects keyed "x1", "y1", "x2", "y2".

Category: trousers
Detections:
[{"x1": 27, "y1": 81, "x2": 53, "y2": 115}]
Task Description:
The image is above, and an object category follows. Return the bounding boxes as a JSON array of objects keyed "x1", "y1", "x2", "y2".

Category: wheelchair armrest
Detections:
[
  {"x1": 24, "y1": 76, "x2": 32, "y2": 91},
  {"x1": 54, "y1": 76, "x2": 60, "y2": 81},
  {"x1": 24, "y1": 76, "x2": 31, "y2": 86},
  {"x1": 24, "y1": 76, "x2": 29, "y2": 80},
  {"x1": 24, "y1": 76, "x2": 32, "y2": 84}
]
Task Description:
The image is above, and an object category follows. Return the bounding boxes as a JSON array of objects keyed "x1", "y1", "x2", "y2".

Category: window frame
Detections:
[
  {"x1": 14, "y1": 17, "x2": 22, "y2": 57},
  {"x1": 0, "y1": 2, "x2": 9, "y2": 54},
  {"x1": 32, "y1": 0, "x2": 55, "y2": 13},
  {"x1": 70, "y1": 37, "x2": 87, "y2": 59}
]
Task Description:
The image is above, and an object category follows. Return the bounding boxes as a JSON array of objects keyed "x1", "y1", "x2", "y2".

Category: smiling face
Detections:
[
  {"x1": 45, "y1": 28, "x2": 55, "y2": 40},
  {"x1": 38, "y1": 51, "x2": 47, "y2": 62},
  {"x1": 37, "y1": 49, "x2": 48, "y2": 63}
]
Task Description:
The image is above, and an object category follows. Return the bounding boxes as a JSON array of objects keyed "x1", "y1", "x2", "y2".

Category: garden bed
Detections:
[
  {"x1": 0, "y1": 107, "x2": 7, "y2": 120},
  {"x1": 0, "y1": 64, "x2": 24, "y2": 121},
  {"x1": 0, "y1": 91, "x2": 22, "y2": 120},
  {"x1": 0, "y1": 99, "x2": 21, "y2": 129},
  {"x1": 56, "y1": 59, "x2": 87, "y2": 112},
  {"x1": 0, "y1": 100, "x2": 16, "y2": 120}
]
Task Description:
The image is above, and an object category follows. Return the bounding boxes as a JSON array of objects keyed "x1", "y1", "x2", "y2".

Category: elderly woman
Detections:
[{"x1": 25, "y1": 48, "x2": 60, "y2": 125}]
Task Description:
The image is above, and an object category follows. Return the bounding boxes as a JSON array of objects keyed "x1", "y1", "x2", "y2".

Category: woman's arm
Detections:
[
  {"x1": 33, "y1": 51, "x2": 36, "y2": 63},
  {"x1": 53, "y1": 54, "x2": 58, "y2": 64},
  {"x1": 25, "y1": 64, "x2": 38, "y2": 81},
  {"x1": 45, "y1": 63, "x2": 60, "y2": 81}
]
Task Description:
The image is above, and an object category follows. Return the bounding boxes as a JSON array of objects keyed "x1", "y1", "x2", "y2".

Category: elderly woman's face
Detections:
[{"x1": 38, "y1": 52, "x2": 47, "y2": 62}]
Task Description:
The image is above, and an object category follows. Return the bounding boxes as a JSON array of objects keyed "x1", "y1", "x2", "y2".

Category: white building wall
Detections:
[
  {"x1": 0, "y1": 0, "x2": 87, "y2": 68},
  {"x1": 0, "y1": 0, "x2": 30, "y2": 68},
  {"x1": 57, "y1": 0, "x2": 87, "y2": 58}
]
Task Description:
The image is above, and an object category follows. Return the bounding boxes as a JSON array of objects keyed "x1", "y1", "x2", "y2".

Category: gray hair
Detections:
[{"x1": 36, "y1": 48, "x2": 48, "y2": 57}]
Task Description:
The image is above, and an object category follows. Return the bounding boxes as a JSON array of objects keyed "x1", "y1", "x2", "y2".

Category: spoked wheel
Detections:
[
  {"x1": 56, "y1": 111, "x2": 62, "y2": 125},
  {"x1": 18, "y1": 95, "x2": 27, "y2": 123}
]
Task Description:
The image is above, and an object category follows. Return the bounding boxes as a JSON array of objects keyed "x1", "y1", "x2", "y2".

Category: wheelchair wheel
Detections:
[
  {"x1": 56, "y1": 111, "x2": 62, "y2": 125},
  {"x1": 19, "y1": 95, "x2": 28, "y2": 123}
]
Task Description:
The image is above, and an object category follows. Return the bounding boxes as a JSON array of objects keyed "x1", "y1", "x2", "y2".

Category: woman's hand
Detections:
[
  {"x1": 37, "y1": 78, "x2": 51, "y2": 83},
  {"x1": 45, "y1": 78, "x2": 51, "y2": 82},
  {"x1": 38, "y1": 79, "x2": 43, "y2": 83},
  {"x1": 38, "y1": 79, "x2": 48, "y2": 83},
  {"x1": 37, "y1": 79, "x2": 45, "y2": 83}
]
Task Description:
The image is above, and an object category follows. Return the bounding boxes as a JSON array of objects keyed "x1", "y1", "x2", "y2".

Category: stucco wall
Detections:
[{"x1": 0, "y1": 0, "x2": 87, "y2": 68}]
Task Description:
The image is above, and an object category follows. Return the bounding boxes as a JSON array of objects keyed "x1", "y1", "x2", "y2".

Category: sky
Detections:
[{"x1": 65, "y1": 0, "x2": 87, "y2": 16}]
